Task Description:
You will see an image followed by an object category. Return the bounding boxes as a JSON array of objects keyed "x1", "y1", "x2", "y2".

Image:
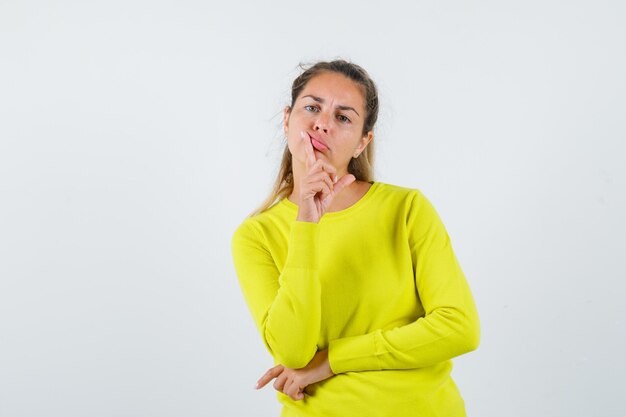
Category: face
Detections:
[{"x1": 283, "y1": 71, "x2": 373, "y2": 175}]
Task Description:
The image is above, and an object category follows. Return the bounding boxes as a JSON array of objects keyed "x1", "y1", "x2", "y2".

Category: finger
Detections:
[
  {"x1": 256, "y1": 365, "x2": 283, "y2": 389},
  {"x1": 284, "y1": 376, "x2": 305, "y2": 401},
  {"x1": 333, "y1": 174, "x2": 356, "y2": 195},
  {"x1": 283, "y1": 376, "x2": 296, "y2": 400},
  {"x1": 305, "y1": 179, "x2": 331, "y2": 199},
  {"x1": 307, "y1": 174, "x2": 334, "y2": 193},
  {"x1": 294, "y1": 383, "x2": 306, "y2": 401},
  {"x1": 288, "y1": 386, "x2": 304, "y2": 401},
  {"x1": 322, "y1": 174, "x2": 356, "y2": 206},
  {"x1": 308, "y1": 159, "x2": 337, "y2": 176},
  {"x1": 273, "y1": 372, "x2": 288, "y2": 393},
  {"x1": 320, "y1": 178, "x2": 336, "y2": 202},
  {"x1": 306, "y1": 171, "x2": 335, "y2": 192},
  {"x1": 301, "y1": 131, "x2": 316, "y2": 169},
  {"x1": 303, "y1": 140, "x2": 316, "y2": 170},
  {"x1": 300, "y1": 172, "x2": 332, "y2": 199},
  {"x1": 306, "y1": 164, "x2": 337, "y2": 190},
  {"x1": 256, "y1": 370, "x2": 278, "y2": 389}
]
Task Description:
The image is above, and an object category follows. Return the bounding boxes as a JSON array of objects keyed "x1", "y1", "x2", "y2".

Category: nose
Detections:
[{"x1": 314, "y1": 111, "x2": 329, "y2": 133}]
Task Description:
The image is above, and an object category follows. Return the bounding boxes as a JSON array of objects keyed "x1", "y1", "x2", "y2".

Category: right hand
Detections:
[
  {"x1": 255, "y1": 349, "x2": 335, "y2": 401},
  {"x1": 295, "y1": 131, "x2": 355, "y2": 223}
]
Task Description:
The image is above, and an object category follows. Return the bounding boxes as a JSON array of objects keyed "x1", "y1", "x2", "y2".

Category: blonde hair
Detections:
[{"x1": 249, "y1": 59, "x2": 379, "y2": 217}]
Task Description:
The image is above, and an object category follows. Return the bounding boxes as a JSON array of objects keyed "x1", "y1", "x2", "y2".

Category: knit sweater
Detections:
[{"x1": 231, "y1": 181, "x2": 480, "y2": 417}]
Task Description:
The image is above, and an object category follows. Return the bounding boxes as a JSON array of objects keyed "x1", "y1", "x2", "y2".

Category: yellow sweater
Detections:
[{"x1": 231, "y1": 182, "x2": 480, "y2": 417}]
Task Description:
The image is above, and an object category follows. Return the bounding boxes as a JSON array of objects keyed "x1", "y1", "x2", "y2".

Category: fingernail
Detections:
[
  {"x1": 333, "y1": 175, "x2": 338, "y2": 183},
  {"x1": 254, "y1": 382, "x2": 259, "y2": 389},
  {"x1": 300, "y1": 131, "x2": 306, "y2": 139}
]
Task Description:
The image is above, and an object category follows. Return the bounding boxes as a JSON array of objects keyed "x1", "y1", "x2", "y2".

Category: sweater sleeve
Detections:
[
  {"x1": 327, "y1": 191, "x2": 480, "y2": 374},
  {"x1": 231, "y1": 219, "x2": 321, "y2": 369}
]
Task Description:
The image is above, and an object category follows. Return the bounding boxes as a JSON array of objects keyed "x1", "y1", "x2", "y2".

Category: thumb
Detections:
[
  {"x1": 322, "y1": 174, "x2": 356, "y2": 207},
  {"x1": 333, "y1": 174, "x2": 356, "y2": 195}
]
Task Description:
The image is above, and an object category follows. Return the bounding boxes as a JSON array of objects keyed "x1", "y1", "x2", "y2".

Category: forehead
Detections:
[{"x1": 299, "y1": 72, "x2": 365, "y2": 108}]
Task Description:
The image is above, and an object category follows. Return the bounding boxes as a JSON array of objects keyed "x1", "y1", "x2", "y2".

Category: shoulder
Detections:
[
  {"x1": 232, "y1": 200, "x2": 291, "y2": 247},
  {"x1": 372, "y1": 181, "x2": 429, "y2": 209},
  {"x1": 374, "y1": 181, "x2": 421, "y2": 197},
  {"x1": 231, "y1": 216, "x2": 262, "y2": 251},
  {"x1": 372, "y1": 181, "x2": 444, "y2": 225}
]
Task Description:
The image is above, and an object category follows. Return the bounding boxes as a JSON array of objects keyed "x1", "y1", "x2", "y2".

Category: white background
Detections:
[{"x1": 1, "y1": 1, "x2": 625, "y2": 416}]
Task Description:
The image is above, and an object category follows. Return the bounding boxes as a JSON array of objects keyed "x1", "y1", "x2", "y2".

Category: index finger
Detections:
[
  {"x1": 300, "y1": 131, "x2": 316, "y2": 169},
  {"x1": 255, "y1": 365, "x2": 284, "y2": 389}
]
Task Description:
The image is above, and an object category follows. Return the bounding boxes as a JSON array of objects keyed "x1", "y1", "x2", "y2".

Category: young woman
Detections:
[{"x1": 231, "y1": 59, "x2": 480, "y2": 416}]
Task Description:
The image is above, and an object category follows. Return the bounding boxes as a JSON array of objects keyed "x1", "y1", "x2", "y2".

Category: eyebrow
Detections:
[{"x1": 301, "y1": 95, "x2": 360, "y2": 117}]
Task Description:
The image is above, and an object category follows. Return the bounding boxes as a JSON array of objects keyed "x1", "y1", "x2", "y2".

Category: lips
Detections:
[{"x1": 308, "y1": 133, "x2": 329, "y2": 152}]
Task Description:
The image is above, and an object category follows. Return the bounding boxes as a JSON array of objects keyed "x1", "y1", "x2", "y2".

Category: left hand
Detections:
[{"x1": 255, "y1": 349, "x2": 335, "y2": 401}]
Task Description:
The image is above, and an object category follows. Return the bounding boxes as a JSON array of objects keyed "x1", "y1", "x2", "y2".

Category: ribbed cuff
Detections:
[
  {"x1": 283, "y1": 221, "x2": 319, "y2": 269},
  {"x1": 328, "y1": 330, "x2": 381, "y2": 374}
]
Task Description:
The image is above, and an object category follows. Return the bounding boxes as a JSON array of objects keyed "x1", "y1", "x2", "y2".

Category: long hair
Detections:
[{"x1": 249, "y1": 59, "x2": 379, "y2": 217}]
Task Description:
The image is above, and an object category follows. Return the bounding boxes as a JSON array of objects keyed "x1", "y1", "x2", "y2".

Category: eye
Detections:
[{"x1": 304, "y1": 105, "x2": 351, "y2": 124}]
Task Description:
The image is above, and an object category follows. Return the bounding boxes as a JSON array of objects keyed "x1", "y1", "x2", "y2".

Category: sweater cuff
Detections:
[
  {"x1": 328, "y1": 330, "x2": 381, "y2": 374},
  {"x1": 284, "y1": 221, "x2": 319, "y2": 269}
]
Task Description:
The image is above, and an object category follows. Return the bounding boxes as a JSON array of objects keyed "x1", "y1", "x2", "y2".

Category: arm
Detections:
[
  {"x1": 231, "y1": 219, "x2": 321, "y2": 369},
  {"x1": 327, "y1": 191, "x2": 480, "y2": 374}
]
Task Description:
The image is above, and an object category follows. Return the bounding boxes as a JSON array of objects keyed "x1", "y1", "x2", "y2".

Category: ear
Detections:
[
  {"x1": 283, "y1": 106, "x2": 291, "y2": 136},
  {"x1": 355, "y1": 131, "x2": 374, "y2": 155}
]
